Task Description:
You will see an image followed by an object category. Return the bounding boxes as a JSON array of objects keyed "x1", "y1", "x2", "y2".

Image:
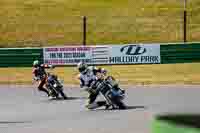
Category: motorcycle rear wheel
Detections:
[
  {"x1": 59, "y1": 89, "x2": 67, "y2": 99},
  {"x1": 113, "y1": 97, "x2": 126, "y2": 109}
]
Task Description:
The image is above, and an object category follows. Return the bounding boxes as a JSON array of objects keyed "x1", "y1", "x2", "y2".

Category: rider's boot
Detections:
[{"x1": 86, "y1": 101, "x2": 108, "y2": 110}]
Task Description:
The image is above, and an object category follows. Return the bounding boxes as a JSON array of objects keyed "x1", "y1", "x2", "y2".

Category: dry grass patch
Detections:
[
  {"x1": 0, "y1": 0, "x2": 199, "y2": 47},
  {"x1": 0, "y1": 63, "x2": 200, "y2": 85}
]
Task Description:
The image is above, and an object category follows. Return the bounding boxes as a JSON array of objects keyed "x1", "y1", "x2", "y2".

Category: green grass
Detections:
[
  {"x1": 152, "y1": 117, "x2": 200, "y2": 133},
  {"x1": 1, "y1": 63, "x2": 200, "y2": 85},
  {"x1": 0, "y1": 0, "x2": 200, "y2": 47}
]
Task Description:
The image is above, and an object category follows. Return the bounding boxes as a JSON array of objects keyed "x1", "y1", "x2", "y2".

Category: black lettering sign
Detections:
[
  {"x1": 57, "y1": 53, "x2": 63, "y2": 58},
  {"x1": 109, "y1": 56, "x2": 140, "y2": 63},
  {"x1": 63, "y1": 52, "x2": 86, "y2": 58},
  {"x1": 109, "y1": 56, "x2": 159, "y2": 63},
  {"x1": 49, "y1": 53, "x2": 56, "y2": 58},
  {"x1": 120, "y1": 45, "x2": 146, "y2": 55}
]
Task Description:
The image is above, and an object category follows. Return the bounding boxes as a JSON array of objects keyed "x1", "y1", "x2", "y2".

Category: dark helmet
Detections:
[{"x1": 77, "y1": 62, "x2": 88, "y2": 74}]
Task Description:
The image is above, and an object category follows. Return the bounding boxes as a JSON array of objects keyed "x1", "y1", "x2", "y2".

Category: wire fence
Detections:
[{"x1": 0, "y1": 9, "x2": 199, "y2": 47}]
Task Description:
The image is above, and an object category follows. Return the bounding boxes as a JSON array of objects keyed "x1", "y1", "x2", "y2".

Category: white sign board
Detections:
[
  {"x1": 43, "y1": 44, "x2": 160, "y2": 65},
  {"x1": 108, "y1": 44, "x2": 160, "y2": 64}
]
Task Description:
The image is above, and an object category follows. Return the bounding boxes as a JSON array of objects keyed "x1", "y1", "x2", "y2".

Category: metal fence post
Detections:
[
  {"x1": 183, "y1": 0, "x2": 187, "y2": 43},
  {"x1": 83, "y1": 16, "x2": 87, "y2": 46}
]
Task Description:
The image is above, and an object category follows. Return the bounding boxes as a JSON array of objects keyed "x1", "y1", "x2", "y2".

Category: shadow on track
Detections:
[
  {"x1": 125, "y1": 105, "x2": 147, "y2": 110},
  {"x1": 48, "y1": 96, "x2": 87, "y2": 101},
  {"x1": 0, "y1": 121, "x2": 31, "y2": 124},
  {"x1": 88, "y1": 105, "x2": 147, "y2": 111}
]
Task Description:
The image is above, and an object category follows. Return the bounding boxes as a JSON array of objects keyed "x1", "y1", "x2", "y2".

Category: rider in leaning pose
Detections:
[
  {"x1": 76, "y1": 62, "x2": 110, "y2": 109},
  {"x1": 32, "y1": 60, "x2": 54, "y2": 97}
]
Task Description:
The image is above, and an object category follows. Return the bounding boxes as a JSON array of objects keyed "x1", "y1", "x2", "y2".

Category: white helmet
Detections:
[{"x1": 77, "y1": 62, "x2": 88, "y2": 74}]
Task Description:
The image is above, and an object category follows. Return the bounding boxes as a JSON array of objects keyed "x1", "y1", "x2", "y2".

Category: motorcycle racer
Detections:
[
  {"x1": 32, "y1": 60, "x2": 54, "y2": 97},
  {"x1": 76, "y1": 62, "x2": 109, "y2": 109}
]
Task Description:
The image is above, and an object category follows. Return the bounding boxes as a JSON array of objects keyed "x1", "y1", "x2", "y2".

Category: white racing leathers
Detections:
[{"x1": 78, "y1": 66, "x2": 106, "y2": 90}]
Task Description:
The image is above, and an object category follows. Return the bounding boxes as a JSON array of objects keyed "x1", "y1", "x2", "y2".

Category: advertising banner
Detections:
[
  {"x1": 43, "y1": 44, "x2": 160, "y2": 65},
  {"x1": 108, "y1": 44, "x2": 160, "y2": 64},
  {"x1": 43, "y1": 46, "x2": 93, "y2": 65}
]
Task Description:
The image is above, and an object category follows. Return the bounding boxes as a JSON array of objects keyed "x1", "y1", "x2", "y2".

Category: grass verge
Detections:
[
  {"x1": 0, "y1": 63, "x2": 200, "y2": 85},
  {"x1": 152, "y1": 115, "x2": 200, "y2": 133}
]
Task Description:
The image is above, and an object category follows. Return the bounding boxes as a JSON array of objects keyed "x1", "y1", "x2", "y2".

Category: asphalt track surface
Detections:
[{"x1": 0, "y1": 85, "x2": 199, "y2": 133}]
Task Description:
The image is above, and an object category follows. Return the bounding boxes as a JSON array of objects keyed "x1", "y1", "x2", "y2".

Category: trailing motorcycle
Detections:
[
  {"x1": 46, "y1": 73, "x2": 67, "y2": 99},
  {"x1": 90, "y1": 75, "x2": 127, "y2": 109}
]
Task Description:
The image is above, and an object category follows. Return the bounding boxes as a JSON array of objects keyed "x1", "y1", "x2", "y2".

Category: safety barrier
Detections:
[
  {"x1": 0, "y1": 48, "x2": 43, "y2": 67},
  {"x1": 0, "y1": 42, "x2": 200, "y2": 67},
  {"x1": 161, "y1": 42, "x2": 200, "y2": 64}
]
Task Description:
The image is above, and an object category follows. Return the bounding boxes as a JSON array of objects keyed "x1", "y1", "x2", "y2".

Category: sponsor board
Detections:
[
  {"x1": 43, "y1": 46, "x2": 92, "y2": 65},
  {"x1": 43, "y1": 44, "x2": 160, "y2": 65},
  {"x1": 109, "y1": 44, "x2": 160, "y2": 64},
  {"x1": 43, "y1": 46, "x2": 109, "y2": 65}
]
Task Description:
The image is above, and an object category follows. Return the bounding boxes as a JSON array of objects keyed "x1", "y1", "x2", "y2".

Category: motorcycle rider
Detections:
[
  {"x1": 76, "y1": 62, "x2": 109, "y2": 109},
  {"x1": 32, "y1": 60, "x2": 54, "y2": 97}
]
